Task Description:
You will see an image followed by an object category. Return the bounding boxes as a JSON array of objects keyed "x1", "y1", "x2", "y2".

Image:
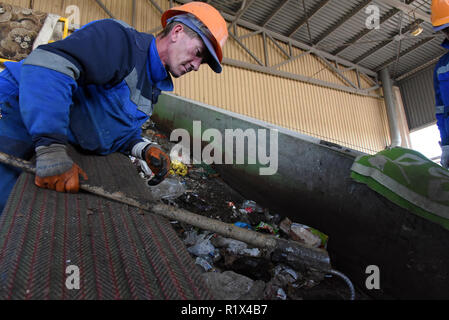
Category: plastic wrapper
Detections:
[
  {"x1": 255, "y1": 222, "x2": 278, "y2": 235},
  {"x1": 169, "y1": 160, "x2": 188, "y2": 176},
  {"x1": 280, "y1": 218, "x2": 328, "y2": 249},
  {"x1": 234, "y1": 221, "x2": 252, "y2": 230}
]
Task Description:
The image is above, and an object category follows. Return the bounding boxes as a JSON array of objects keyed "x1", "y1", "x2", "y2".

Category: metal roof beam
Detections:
[
  {"x1": 147, "y1": 0, "x2": 163, "y2": 14},
  {"x1": 395, "y1": 53, "x2": 444, "y2": 81},
  {"x1": 176, "y1": 0, "x2": 377, "y2": 77},
  {"x1": 94, "y1": 0, "x2": 116, "y2": 18},
  {"x1": 332, "y1": 0, "x2": 417, "y2": 56},
  {"x1": 228, "y1": 31, "x2": 265, "y2": 66},
  {"x1": 376, "y1": 0, "x2": 431, "y2": 24},
  {"x1": 223, "y1": 57, "x2": 380, "y2": 97},
  {"x1": 288, "y1": 0, "x2": 331, "y2": 38},
  {"x1": 228, "y1": 0, "x2": 257, "y2": 31},
  {"x1": 332, "y1": 8, "x2": 399, "y2": 55},
  {"x1": 266, "y1": 32, "x2": 291, "y2": 58},
  {"x1": 375, "y1": 35, "x2": 437, "y2": 72},
  {"x1": 313, "y1": 0, "x2": 372, "y2": 47},
  {"x1": 315, "y1": 54, "x2": 359, "y2": 89},
  {"x1": 262, "y1": 0, "x2": 290, "y2": 27},
  {"x1": 353, "y1": 19, "x2": 423, "y2": 64},
  {"x1": 271, "y1": 50, "x2": 311, "y2": 69},
  {"x1": 218, "y1": 11, "x2": 377, "y2": 76}
]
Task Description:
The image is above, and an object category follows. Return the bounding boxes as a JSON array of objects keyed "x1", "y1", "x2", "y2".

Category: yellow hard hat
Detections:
[
  {"x1": 431, "y1": 0, "x2": 449, "y2": 31},
  {"x1": 161, "y1": 2, "x2": 228, "y2": 73}
]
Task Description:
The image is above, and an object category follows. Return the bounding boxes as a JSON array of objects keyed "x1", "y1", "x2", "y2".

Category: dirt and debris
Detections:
[{"x1": 133, "y1": 120, "x2": 371, "y2": 300}]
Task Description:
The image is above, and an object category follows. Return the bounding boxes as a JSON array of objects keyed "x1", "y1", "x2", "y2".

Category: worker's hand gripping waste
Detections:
[
  {"x1": 35, "y1": 144, "x2": 88, "y2": 192},
  {"x1": 441, "y1": 145, "x2": 449, "y2": 169},
  {"x1": 132, "y1": 141, "x2": 171, "y2": 185}
]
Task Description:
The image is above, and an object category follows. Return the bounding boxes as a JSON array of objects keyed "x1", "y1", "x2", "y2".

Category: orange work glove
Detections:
[
  {"x1": 35, "y1": 144, "x2": 88, "y2": 193},
  {"x1": 131, "y1": 141, "x2": 170, "y2": 185},
  {"x1": 144, "y1": 144, "x2": 171, "y2": 185}
]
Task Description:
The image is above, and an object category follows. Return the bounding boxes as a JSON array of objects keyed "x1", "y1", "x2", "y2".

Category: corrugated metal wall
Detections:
[
  {"x1": 8, "y1": 0, "x2": 390, "y2": 154},
  {"x1": 173, "y1": 63, "x2": 390, "y2": 154},
  {"x1": 398, "y1": 64, "x2": 437, "y2": 131}
]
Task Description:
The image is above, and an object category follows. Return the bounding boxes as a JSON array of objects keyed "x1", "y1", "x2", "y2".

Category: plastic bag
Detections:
[{"x1": 148, "y1": 177, "x2": 186, "y2": 200}]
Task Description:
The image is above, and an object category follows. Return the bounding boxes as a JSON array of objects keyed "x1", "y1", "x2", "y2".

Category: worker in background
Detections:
[
  {"x1": 432, "y1": 0, "x2": 449, "y2": 168},
  {"x1": 0, "y1": 2, "x2": 228, "y2": 213}
]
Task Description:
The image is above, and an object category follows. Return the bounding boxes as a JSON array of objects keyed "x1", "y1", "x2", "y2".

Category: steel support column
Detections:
[{"x1": 380, "y1": 68, "x2": 402, "y2": 147}]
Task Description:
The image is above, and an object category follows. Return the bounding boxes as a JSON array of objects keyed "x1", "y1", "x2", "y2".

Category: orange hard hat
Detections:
[
  {"x1": 161, "y1": 2, "x2": 228, "y2": 71},
  {"x1": 431, "y1": 0, "x2": 449, "y2": 31}
]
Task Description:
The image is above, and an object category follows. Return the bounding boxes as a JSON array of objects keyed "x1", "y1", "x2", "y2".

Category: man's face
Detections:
[{"x1": 166, "y1": 26, "x2": 206, "y2": 78}]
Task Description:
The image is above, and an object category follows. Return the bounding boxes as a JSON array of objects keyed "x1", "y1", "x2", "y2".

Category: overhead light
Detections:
[
  {"x1": 411, "y1": 24, "x2": 423, "y2": 37},
  {"x1": 410, "y1": 11, "x2": 423, "y2": 37}
]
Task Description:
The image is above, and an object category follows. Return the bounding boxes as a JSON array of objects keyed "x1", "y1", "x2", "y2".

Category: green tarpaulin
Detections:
[{"x1": 351, "y1": 147, "x2": 449, "y2": 230}]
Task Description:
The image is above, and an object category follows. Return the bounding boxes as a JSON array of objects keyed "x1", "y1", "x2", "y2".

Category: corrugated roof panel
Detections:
[
  {"x1": 362, "y1": 21, "x2": 444, "y2": 72},
  {"x1": 315, "y1": 1, "x2": 376, "y2": 52},
  {"x1": 292, "y1": 0, "x2": 359, "y2": 44},
  {"x1": 265, "y1": 0, "x2": 308, "y2": 35},
  {"x1": 409, "y1": 0, "x2": 431, "y2": 14},
  {"x1": 361, "y1": 35, "x2": 424, "y2": 70},
  {"x1": 212, "y1": 0, "x2": 243, "y2": 14},
  {"x1": 209, "y1": 0, "x2": 445, "y2": 80},
  {"x1": 241, "y1": 0, "x2": 279, "y2": 25},
  {"x1": 390, "y1": 37, "x2": 446, "y2": 77},
  {"x1": 329, "y1": 3, "x2": 402, "y2": 58}
]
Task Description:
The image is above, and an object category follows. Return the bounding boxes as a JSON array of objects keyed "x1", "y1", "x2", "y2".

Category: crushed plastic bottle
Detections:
[
  {"x1": 148, "y1": 177, "x2": 186, "y2": 200},
  {"x1": 195, "y1": 257, "x2": 216, "y2": 272},
  {"x1": 187, "y1": 234, "x2": 215, "y2": 257},
  {"x1": 213, "y1": 236, "x2": 261, "y2": 257},
  {"x1": 276, "y1": 288, "x2": 287, "y2": 300},
  {"x1": 240, "y1": 200, "x2": 264, "y2": 214}
]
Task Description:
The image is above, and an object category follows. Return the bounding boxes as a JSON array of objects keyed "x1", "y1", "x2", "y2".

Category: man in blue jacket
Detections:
[
  {"x1": 432, "y1": 0, "x2": 449, "y2": 168},
  {"x1": 0, "y1": 2, "x2": 228, "y2": 213}
]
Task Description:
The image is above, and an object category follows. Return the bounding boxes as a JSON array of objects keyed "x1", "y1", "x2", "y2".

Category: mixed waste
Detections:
[{"x1": 128, "y1": 120, "x2": 366, "y2": 300}]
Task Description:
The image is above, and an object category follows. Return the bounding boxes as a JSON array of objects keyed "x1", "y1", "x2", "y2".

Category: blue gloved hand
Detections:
[{"x1": 441, "y1": 145, "x2": 449, "y2": 169}]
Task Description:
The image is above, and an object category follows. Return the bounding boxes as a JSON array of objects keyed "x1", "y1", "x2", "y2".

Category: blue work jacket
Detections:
[
  {"x1": 434, "y1": 39, "x2": 449, "y2": 146},
  {"x1": 3, "y1": 19, "x2": 173, "y2": 155}
]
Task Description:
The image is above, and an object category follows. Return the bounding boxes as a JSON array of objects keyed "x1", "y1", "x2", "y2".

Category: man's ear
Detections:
[{"x1": 170, "y1": 24, "x2": 184, "y2": 42}]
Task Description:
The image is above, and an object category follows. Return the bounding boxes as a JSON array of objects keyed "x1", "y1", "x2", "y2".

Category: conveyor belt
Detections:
[{"x1": 0, "y1": 150, "x2": 213, "y2": 300}]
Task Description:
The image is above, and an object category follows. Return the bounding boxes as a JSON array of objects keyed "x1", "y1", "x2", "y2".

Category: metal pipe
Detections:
[{"x1": 380, "y1": 68, "x2": 402, "y2": 147}]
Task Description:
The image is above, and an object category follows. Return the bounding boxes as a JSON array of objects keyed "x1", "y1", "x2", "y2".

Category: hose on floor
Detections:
[{"x1": 328, "y1": 269, "x2": 355, "y2": 300}]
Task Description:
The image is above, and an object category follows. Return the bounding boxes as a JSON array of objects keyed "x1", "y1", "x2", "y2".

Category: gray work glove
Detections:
[
  {"x1": 35, "y1": 144, "x2": 88, "y2": 192},
  {"x1": 441, "y1": 145, "x2": 449, "y2": 169}
]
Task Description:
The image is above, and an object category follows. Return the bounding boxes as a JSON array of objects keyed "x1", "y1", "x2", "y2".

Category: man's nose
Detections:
[{"x1": 192, "y1": 58, "x2": 201, "y2": 71}]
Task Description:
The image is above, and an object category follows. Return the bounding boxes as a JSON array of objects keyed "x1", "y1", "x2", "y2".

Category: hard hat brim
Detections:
[{"x1": 434, "y1": 22, "x2": 449, "y2": 32}]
